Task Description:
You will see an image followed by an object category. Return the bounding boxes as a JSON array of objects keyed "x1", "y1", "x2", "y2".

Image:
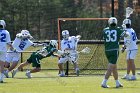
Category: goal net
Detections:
[{"x1": 57, "y1": 18, "x2": 109, "y2": 75}]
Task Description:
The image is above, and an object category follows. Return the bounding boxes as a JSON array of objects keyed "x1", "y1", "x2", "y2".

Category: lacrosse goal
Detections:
[{"x1": 57, "y1": 18, "x2": 110, "y2": 75}]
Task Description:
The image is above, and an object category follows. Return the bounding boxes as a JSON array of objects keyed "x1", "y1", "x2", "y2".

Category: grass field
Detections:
[
  {"x1": 1, "y1": 44, "x2": 140, "y2": 93},
  {"x1": 1, "y1": 70, "x2": 140, "y2": 93}
]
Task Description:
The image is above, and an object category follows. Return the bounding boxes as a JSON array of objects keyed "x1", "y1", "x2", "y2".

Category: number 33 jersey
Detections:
[
  {"x1": 12, "y1": 37, "x2": 33, "y2": 52},
  {"x1": 103, "y1": 27, "x2": 125, "y2": 51}
]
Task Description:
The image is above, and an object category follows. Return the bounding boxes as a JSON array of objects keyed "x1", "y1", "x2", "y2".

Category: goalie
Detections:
[
  {"x1": 58, "y1": 30, "x2": 81, "y2": 77},
  {"x1": 12, "y1": 40, "x2": 60, "y2": 78}
]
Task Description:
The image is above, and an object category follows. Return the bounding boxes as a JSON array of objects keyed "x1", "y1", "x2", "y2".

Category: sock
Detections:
[
  {"x1": 6, "y1": 70, "x2": 9, "y2": 73},
  {"x1": 60, "y1": 71, "x2": 64, "y2": 74},
  {"x1": 15, "y1": 68, "x2": 19, "y2": 73},
  {"x1": 115, "y1": 80, "x2": 121, "y2": 85},
  {"x1": 75, "y1": 68, "x2": 79, "y2": 71},
  {"x1": 102, "y1": 79, "x2": 108, "y2": 85}
]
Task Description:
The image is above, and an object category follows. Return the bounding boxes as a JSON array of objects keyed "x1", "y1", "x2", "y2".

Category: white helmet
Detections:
[
  {"x1": 0, "y1": 20, "x2": 6, "y2": 29},
  {"x1": 50, "y1": 40, "x2": 58, "y2": 48},
  {"x1": 123, "y1": 19, "x2": 131, "y2": 25},
  {"x1": 21, "y1": 30, "x2": 32, "y2": 39},
  {"x1": 108, "y1": 17, "x2": 117, "y2": 26},
  {"x1": 62, "y1": 30, "x2": 69, "y2": 39}
]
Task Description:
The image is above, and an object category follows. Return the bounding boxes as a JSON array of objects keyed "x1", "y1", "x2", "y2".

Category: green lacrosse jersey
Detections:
[
  {"x1": 35, "y1": 46, "x2": 57, "y2": 59},
  {"x1": 103, "y1": 26, "x2": 125, "y2": 51}
]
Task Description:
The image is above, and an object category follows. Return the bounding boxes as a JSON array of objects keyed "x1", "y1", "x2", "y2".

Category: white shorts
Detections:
[
  {"x1": 6, "y1": 52, "x2": 20, "y2": 63},
  {"x1": 58, "y1": 51, "x2": 79, "y2": 64},
  {"x1": 126, "y1": 49, "x2": 137, "y2": 60},
  {"x1": 0, "y1": 51, "x2": 6, "y2": 62}
]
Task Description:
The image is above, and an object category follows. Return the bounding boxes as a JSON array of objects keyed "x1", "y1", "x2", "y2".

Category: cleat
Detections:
[
  {"x1": 3, "y1": 71, "x2": 9, "y2": 78},
  {"x1": 59, "y1": 73, "x2": 65, "y2": 77},
  {"x1": 116, "y1": 84, "x2": 123, "y2": 88},
  {"x1": 0, "y1": 81, "x2": 3, "y2": 83},
  {"x1": 76, "y1": 69, "x2": 80, "y2": 76},
  {"x1": 121, "y1": 75, "x2": 129, "y2": 79},
  {"x1": 128, "y1": 76, "x2": 136, "y2": 80},
  {"x1": 25, "y1": 71, "x2": 32, "y2": 78},
  {"x1": 137, "y1": 72, "x2": 140, "y2": 75},
  {"x1": 101, "y1": 84, "x2": 110, "y2": 88},
  {"x1": 11, "y1": 70, "x2": 17, "y2": 78}
]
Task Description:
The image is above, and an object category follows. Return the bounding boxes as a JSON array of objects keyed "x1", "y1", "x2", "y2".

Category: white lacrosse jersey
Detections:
[
  {"x1": 12, "y1": 37, "x2": 33, "y2": 52},
  {"x1": 124, "y1": 28, "x2": 138, "y2": 50},
  {"x1": 61, "y1": 36, "x2": 79, "y2": 51},
  {"x1": 0, "y1": 29, "x2": 11, "y2": 52}
]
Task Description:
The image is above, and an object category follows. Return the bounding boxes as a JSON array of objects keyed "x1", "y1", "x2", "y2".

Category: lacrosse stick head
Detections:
[
  {"x1": 126, "y1": 7, "x2": 133, "y2": 18},
  {"x1": 80, "y1": 47, "x2": 91, "y2": 54}
]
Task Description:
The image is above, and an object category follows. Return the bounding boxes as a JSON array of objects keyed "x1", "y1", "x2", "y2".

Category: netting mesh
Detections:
[{"x1": 58, "y1": 18, "x2": 109, "y2": 75}]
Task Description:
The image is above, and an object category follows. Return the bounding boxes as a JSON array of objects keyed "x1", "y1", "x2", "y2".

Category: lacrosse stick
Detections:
[
  {"x1": 78, "y1": 47, "x2": 91, "y2": 54},
  {"x1": 126, "y1": 7, "x2": 133, "y2": 18}
]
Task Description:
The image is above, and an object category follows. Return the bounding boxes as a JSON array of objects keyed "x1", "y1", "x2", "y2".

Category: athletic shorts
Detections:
[
  {"x1": 105, "y1": 50, "x2": 119, "y2": 64},
  {"x1": 27, "y1": 52, "x2": 41, "y2": 68},
  {"x1": 59, "y1": 51, "x2": 79, "y2": 64},
  {"x1": 126, "y1": 49, "x2": 137, "y2": 60},
  {"x1": 0, "y1": 51, "x2": 6, "y2": 62},
  {"x1": 6, "y1": 52, "x2": 20, "y2": 63}
]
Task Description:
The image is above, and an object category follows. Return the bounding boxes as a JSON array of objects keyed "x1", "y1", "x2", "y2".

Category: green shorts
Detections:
[
  {"x1": 27, "y1": 52, "x2": 41, "y2": 68},
  {"x1": 105, "y1": 50, "x2": 119, "y2": 64}
]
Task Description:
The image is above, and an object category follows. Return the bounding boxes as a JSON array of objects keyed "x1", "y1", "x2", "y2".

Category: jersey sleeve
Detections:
[{"x1": 6, "y1": 31, "x2": 11, "y2": 43}]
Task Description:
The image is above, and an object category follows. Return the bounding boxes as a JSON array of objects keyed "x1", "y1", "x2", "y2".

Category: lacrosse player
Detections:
[
  {"x1": 0, "y1": 20, "x2": 13, "y2": 83},
  {"x1": 12, "y1": 40, "x2": 61, "y2": 78},
  {"x1": 121, "y1": 19, "x2": 138, "y2": 80},
  {"x1": 4, "y1": 30, "x2": 37, "y2": 78},
  {"x1": 58, "y1": 30, "x2": 81, "y2": 77},
  {"x1": 101, "y1": 17, "x2": 130, "y2": 88}
]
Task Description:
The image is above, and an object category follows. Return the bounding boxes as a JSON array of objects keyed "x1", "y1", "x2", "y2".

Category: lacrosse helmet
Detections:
[
  {"x1": 0, "y1": 20, "x2": 6, "y2": 29},
  {"x1": 123, "y1": 19, "x2": 131, "y2": 25},
  {"x1": 108, "y1": 17, "x2": 117, "y2": 27},
  {"x1": 62, "y1": 30, "x2": 69, "y2": 40},
  {"x1": 50, "y1": 40, "x2": 58, "y2": 48},
  {"x1": 21, "y1": 30, "x2": 32, "y2": 39}
]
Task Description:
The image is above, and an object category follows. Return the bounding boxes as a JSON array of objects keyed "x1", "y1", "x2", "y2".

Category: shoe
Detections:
[
  {"x1": 3, "y1": 71, "x2": 9, "y2": 78},
  {"x1": 25, "y1": 71, "x2": 32, "y2": 78},
  {"x1": 76, "y1": 69, "x2": 80, "y2": 76},
  {"x1": 11, "y1": 70, "x2": 17, "y2": 78},
  {"x1": 121, "y1": 75, "x2": 129, "y2": 79},
  {"x1": 137, "y1": 72, "x2": 140, "y2": 75},
  {"x1": 101, "y1": 84, "x2": 110, "y2": 88},
  {"x1": 0, "y1": 80, "x2": 3, "y2": 83},
  {"x1": 59, "y1": 73, "x2": 65, "y2": 77},
  {"x1": 128, "y1": 76, "x2": 136, "y2": 80},
  {"x1": 116, "y1": 84, "x2": 123, "y2": 88}
]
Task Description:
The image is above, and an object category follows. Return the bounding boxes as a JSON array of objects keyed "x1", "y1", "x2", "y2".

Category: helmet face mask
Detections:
[
  {"x1": 50, "y1": 40, "x2": 58, "y2": 48},
  {"x1": 123, "y1": 19, "x2": 131, "y2": 25},
  {"x1": 21, "y1": 30, "x2": 32, "y2": 39},
  {"x1": 108, "y1": 17, "x2": 117, "y2": 27},
  {"x1": 0, "y1": 20, "x2": 6, "y2": 29},
  {"x1": 62, "y1": 30, "x2": 69, "y2": 40}
]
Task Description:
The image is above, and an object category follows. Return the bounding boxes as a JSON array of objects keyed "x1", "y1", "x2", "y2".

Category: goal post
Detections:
[{"x1": 57, "y1": 18, "x2": 109, "y2": 75}]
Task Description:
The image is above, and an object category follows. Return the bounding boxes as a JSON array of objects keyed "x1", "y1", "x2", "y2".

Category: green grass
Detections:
[
  {"x1": 1, "y1": 70, "x2": 140, "y2": 93},
  {"x1": 1, "y1": 44, "x2": 140, "y2": 93}
]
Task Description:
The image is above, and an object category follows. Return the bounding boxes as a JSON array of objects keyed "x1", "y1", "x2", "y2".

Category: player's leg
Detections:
[
  {"x1": 58, "y1": 57, "x2": 67, "y2": 77},
  {"x1": 12, "y1": 61, "x2": 30, "y2": 78},
  {"x1": 25, "y1": 55, "x2": 41, "y2": 78},
  {"x1": 122, "y1": 50, "x2": 131, "y2": 79},
  {"x1": 128, "y1": 50, "x2": 137, "y2": 80},
  {"x1": 110, "y1": 50, "x2": 123, "y2": 88},
  {"x1": 0, "y1": 52, "x2": 7, "y2": 83},
  {"x1": 71, "y1": 52, "x2": 79, "y2": 76}
]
